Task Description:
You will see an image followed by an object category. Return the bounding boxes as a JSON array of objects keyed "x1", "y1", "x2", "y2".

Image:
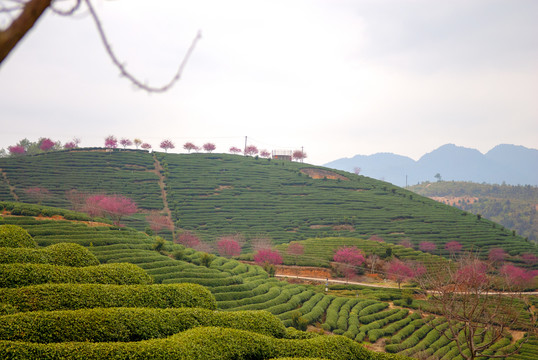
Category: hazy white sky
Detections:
[{"x1": 1, "y1": 0, "x2": 537, "y2": 165}]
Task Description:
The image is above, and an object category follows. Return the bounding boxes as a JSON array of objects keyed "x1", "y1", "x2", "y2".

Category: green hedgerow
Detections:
[{"x1": 0, "y1": 224, "x2": 36, "y2": 248}]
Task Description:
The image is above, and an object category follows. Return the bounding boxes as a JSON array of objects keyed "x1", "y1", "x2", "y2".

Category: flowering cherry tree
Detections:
[
  {"x1": 521, "y1": 253, "x2": 538, "y2": 266},
  {"x1": 244, "y1": 145, "x2": 258, "y2": 156},
  {"x1": 145, "y1": 213, "x2": 174, "y2": 236},
  {"x1": 175, "y1": 231, "x2": 201, "y2": 248},
  {"x1": 203, "y1": 143, "x2": 216, "y2": 153},
  {"x1": 160, "y1": 140, "x2": 175, "y2": 152},
  {"x1": 39, "y1": 138, "x2": 55, "y2": 152},
  {"x1": 445, "y1": 241, "x2": 463, "y2": 255},
  {"x1": 104, "y1": 136, "x2": 118, "y2": 149},
  {"x1": 64, "y1": 141, "x2": 76, "y2": 150},
  {"x1": 217, "y1": 237, "x2": 241, "y2": 258},
  {"x1": 183, "y1": 142, "x2": 197, "y2": 153},
  {"x1": 369, "y1": 235, "x2": 384, "y2": 243},
  {"x1": 292, "y1": 150, "x2": 307, "y2": 162},
  {"x1": 23, "y1": 187, "x2": 51, "y2": 204},
  {"x1": 141, "y1": 143, "x2": 152, "y2": 150},
  {"x1": 287, "y1": 243, "x2": 304, "y2": 265},
  {"x1": 488, "y1": 248, "x2": 508, "y2": 264},
  {"x1": 500, "y1": 264, "x2": 535, "y2": 287},
  {"x1": 83, "y1": 194, "x2": 137, "y2": 227},
  {"x1": 254, "y1": 249, "x2": 283, "y2": 274},
  {"x1": 8, "y1": 145, "x2": 25, "y2": 155},
  {"x1": 399, "y1": 239, "x2": 413, "y2": 248},
  {"x1": 259, "y1": 149, "x2": 271, "y2": 158},
  {"x1": 133, "y1": 138, "x2": 143, "y2": 149},
  {"x1": 419, "y1": 241, "x2": 436, "y2": 253},
  {"x1": 120, "y1": 138, "x2": 133, "y2": 149},
  {"x1": 229, "y1": 146, "x2": 242, "y2": 154},
  {"x1": 387, "y1": 259, "x2": 415, "y2": 289},
  {"x1": 333, "y1": 246, "x2": 365, "y2": 280}
]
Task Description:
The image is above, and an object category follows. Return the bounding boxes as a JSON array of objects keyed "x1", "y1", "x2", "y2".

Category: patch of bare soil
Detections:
[
  {"x1": 364, "y1": 338, "x2": 386, "y2": 352},
  {"x1": 276, "y1": 265, "x2": 332, "y2": 279},
  {"x1": 333, "y1": 224, "x2": 355, "y2": 232},
  {"x1": 300, "y1": 168, "x2": 349, "y2": 181},
  {"x1": 430, "y1": 195, "x2": 478, "y2": 206},
  {"x1": 310, "y1": 225, "x2": 330, "y2": 229}
]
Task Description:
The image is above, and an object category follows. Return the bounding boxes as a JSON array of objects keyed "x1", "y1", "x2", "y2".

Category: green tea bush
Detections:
[
  {"x1": 0, "y1": 263, "x2": 152, "y2": 287},
  {"x1": 0, "y1": 326, "x2": 410, "y2": 360},
  {"x1": 0, "y1": 308, "x2": 285, "y2": 342},
  {"x1": 0, "y1": 224, "x2": 36, "y2": 248},
  {"x1": 0, "y1": 283, "x2": 216, "y2": 312},
  {"x1": 0, "y1": 243, "x2": 99, "y2": 267}
]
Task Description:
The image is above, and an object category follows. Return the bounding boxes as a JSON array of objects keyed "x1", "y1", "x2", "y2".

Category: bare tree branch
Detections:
[
  {"x1": 0, "y1": 0, "x2": 51, "y2": 63},
  {"x1": 84, "y1": 0, "x2": 201, "y2": 93}
]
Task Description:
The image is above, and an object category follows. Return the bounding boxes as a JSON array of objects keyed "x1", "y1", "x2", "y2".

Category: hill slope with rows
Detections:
[{"x1": 0, "y1": 150, "x2": 536, "y2": 260}]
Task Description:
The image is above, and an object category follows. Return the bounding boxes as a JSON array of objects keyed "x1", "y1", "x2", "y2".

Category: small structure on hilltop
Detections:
[{"x1": 272, "y1": 150, "x2": 292, "y2": 161}]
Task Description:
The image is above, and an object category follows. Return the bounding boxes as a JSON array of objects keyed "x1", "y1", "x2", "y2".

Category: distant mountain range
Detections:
[{"x1": 324, "y1": 144, "x2": 538, "y2": 187}]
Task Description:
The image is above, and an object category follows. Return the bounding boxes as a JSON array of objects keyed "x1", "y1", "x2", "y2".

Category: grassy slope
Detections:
[{"x1": 0, "y1": 150, "x2": 536, "y2": 260}]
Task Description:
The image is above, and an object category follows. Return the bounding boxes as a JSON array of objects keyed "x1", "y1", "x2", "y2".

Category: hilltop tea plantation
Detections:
[
  {"x1": 0, "y1": 149, "x2": 537, "y2": 359},
  {"x1": 0, "y1": 149, "x2": 536, "y2": 260}
]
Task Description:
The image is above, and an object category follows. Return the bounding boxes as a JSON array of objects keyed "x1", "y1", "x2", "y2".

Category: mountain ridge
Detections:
[{"x1": 324, "y1": 144, "x2": 538, "y2": 187}]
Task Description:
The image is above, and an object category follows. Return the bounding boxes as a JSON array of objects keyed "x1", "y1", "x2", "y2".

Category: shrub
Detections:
[
  {"x1": 0, "y1": 308, "x2": 286, "y2": 343},
  {"x1": 0, "y1": 224, "x2": 36, "y2": 248},
  {"x1": 0, "y1": 263, "x2": 152, "y2": 288},
  {"x1": 0, "y1": 283, "x2": 216, "y2": 312},
  {"x1": 46, "y1": 243, "x2": 100, "y2": 267},
  {"x1": 0, "y1": 326, "x2": 395, "y2": 360}
]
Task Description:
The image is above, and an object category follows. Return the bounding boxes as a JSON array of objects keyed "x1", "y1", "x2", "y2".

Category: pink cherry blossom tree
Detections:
[
  {"x1": 23, "y1": 187, "x2": 51, "y2": 204},
  {"x1": 521, "y1": 253, "x2": 538, "y2": 266},
  {"x1": 202, "y1": 143, "x2": 216, "y2": 153},
  {"x1": 217, "y1": 237, "x2": 241, "y2": 258},
  {"x1": 83, "y1": 194, "x2": 107, "y2": 217},
  {"x1": 104, "y1": 135, "x2": 118, "y2": 149},
  {"x1": 287, "y1": 243, "x2": 304, "y2": 265},
  {"x1": 500, "y1": 264, "x2": 535, "y2": 288},
  {"x1": 141, "y1": 143, "x2": 152, "y2": 151},
  {"x1": 254, "y1": 249, "x2": 283, "y2": 276},
  {"x1": 419, "y1": 241, "x2": 436, "y2": 253},
  {"x1": 259, "y1": 149, "x2": 271, "y2": 158},
  {"x1": 292, "y1": 150, "x2": 307, "y2": 162},
  {"x1": 488, "y1": 248, "x2": 508, "y2": 265},
  {"x1": 39, "y1": 138, "x2": 55, "y2": 152},
  {"x1": 445, "y1": 241, "x2": 463, "y2": 256},
  {"x1": 160, "y1": 140, "x2": 175, "y2": 152},
  {"x1": 399, "y1": 238, "x2": 413, "y2": 248},
  {"x1": 97, "y1": 195, "x2": 137, "y2": 227},
  {"x1": 64, "y1": 141, "x2": 76, "y2": 150},
  {"x1": 8, "y1": 145, "x2": 25, "y2": 155},
  {"x1": 183, "y1": 142, "x2": 197, "y2": 153},
  {"x1": 146, "y1": 213, "x2": 174, "y2": 236},
  {"x1": 229, "y1": 146, "x2": 242, "y2": 154},
  {"x1": 175, "y1": 231, "x2": 201, "y2": 248},
  {"x1": 244, "y1": 145, "x2": 258, "y2": 157},
  {"x1": 120, "y1": 138, "x2": 133, "y2": 149},
  {"x1": 369, "y1": 235, "x2": 384, "y2": 243},
  {"x1": 387, "y1": 259, "x2": 415, "y2": 289},
  {"x1": 333, "y1": 246, "x2": 365, "y2": 280}
]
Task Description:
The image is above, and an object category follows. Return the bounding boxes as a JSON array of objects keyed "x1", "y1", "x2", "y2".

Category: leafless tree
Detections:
[
  {"x1": 419, "y1": 252, "x2": 536, "y2": 359},
  {"x1": 0, "y1": 0, "x2": 200, "y2": 92}
]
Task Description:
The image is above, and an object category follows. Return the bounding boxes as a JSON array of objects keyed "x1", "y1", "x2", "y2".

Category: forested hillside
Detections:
[{"x1": 409, "y1": 181, "x2": 538, "y2": 242}]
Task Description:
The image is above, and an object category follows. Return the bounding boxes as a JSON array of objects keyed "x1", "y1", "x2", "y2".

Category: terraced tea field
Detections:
[
  {"x1": 1, "y1": 149, "x2": 537, "y2": 260},
  {"x1": 1, "y1": 213, "x2": 536, "y2": 359}
]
